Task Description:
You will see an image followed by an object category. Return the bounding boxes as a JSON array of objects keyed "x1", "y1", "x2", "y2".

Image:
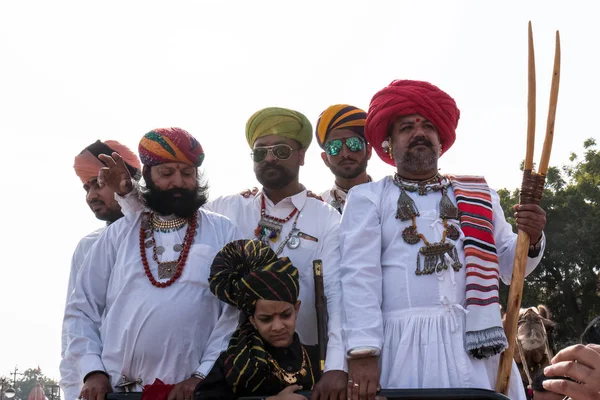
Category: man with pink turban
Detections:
[
  {"x1": 339, "y1": 80, "x2": 548, "y2": 399},
  {"x1": 64, "y1": 128, "x2": 241, "y2": 400},
  {"x1": 61, "y1": 140, "x2": 141, "y2": 400}
]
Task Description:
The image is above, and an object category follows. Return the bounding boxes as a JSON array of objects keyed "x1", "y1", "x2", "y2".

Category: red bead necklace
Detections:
[
  {"x1": 260, "y1": 194, "x2": 298, "y2": 223},
  {"x1": 139, "y1": 211, "x2": 198, "y2": 288}
]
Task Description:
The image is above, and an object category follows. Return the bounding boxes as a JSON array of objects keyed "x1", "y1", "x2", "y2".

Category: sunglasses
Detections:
[
  {"x1": 251, "y1": 144, "x2": 295, "y2": 163},
  {"x1": 324, "y1": 137, "x2": 365, "y2": 156}
]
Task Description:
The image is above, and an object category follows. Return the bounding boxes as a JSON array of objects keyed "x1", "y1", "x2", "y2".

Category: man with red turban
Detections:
[
  {"x1": 64, "y1": 128, "x2": 241, "y2": 400},
  {"x1": 339, "y1": 80, "x2": 548, "y2": 399},
  {"x1": 61, "y1": 140, "x2": 141, "y2": 400}
]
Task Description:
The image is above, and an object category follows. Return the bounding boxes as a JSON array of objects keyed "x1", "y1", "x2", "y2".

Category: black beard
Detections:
[
  {"x1": 142, "y1": 180, "x2": 206, "y2": 218},
  {"x1": 255, "y1": 163, "x2": 296, "y2": 190},
  {"x1": 394, "y1": 145, "x2": 438, "y2": 174},
  {"x1": 328, "y1": 156, "x2": 368, "y2": 180}
]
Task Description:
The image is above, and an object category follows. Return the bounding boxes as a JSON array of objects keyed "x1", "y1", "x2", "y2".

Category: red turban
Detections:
[
  {"x1": 365, "y1": 80, "x2": 460, "y2": 166},
  {"x1": 73, "y1": 140, "x2": 141, "y2": 184},
  {"x1": 139, "y1": 127, "x2": 204, "y2": 167}
]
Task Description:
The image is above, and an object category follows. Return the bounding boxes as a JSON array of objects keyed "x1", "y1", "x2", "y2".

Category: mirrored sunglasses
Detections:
[
  {"x1": 251, "y1": 144, "x2": 295, "y2": 163},
  {"x1": 324, "y1": 137, "x2": 365, "y2": 156}
]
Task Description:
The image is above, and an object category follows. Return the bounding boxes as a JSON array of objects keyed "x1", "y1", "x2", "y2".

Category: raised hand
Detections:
[{"x1": 98, "y1": 152, "x2": 135, "y2": 196}]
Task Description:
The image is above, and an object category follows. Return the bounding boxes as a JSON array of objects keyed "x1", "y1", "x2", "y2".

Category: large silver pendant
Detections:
[
  {"x1": 287, "y1": 229, "x2": 301, "y2": 249},
  {"x1": 415, "y1": 242, "x2": 462, "y2": 275},
  {"x1": 158, "y1": 261, "x2": 177, "y2": 279}
]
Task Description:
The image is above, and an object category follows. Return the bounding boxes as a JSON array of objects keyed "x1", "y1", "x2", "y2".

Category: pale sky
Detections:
[{"x1": 0, "y1": 0, "x2": 597, "y2": 383}]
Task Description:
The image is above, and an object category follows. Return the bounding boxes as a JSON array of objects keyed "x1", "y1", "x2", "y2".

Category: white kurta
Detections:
[
  {"x1": 60, "y1": 227, "x2": 105, "y2": 400},
  {"x1": 340, "y1": 177, "x2": 545, "y2": 399},
  {"x1": 64, "y1": 209, "x2": 241, "y2": 394},
  {"x1": 200, "y1": 190, "x2": 346, "y2": 373}
]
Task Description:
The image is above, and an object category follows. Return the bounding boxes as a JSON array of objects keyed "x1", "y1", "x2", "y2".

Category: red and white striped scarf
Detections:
[{"x1": 448, "y1": 175, "x2": 508, "y2": 359}]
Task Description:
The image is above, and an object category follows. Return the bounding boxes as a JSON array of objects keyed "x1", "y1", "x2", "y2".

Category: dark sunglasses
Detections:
[
  {"x1": 251, "y1": 144, "x2": 295, "y2": 163},
  {"x1": 324, "y1": 137, "x2": 365, "y2": 156}
]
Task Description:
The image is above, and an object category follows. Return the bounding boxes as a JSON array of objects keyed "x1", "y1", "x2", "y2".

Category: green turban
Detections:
[{"x1": 245, "y1": 107, "x2": 313, "y2": 149}]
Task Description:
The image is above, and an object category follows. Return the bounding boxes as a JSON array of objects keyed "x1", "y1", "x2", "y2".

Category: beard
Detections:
[
  {"x1": 141, "y1": 177, "x2": 208, "y2": 218},
  {"x1": 255, "y1": 163, "x2": 297, "y2": 190},
  {"x1": 394, "y1": 137, "x2": 438, "y2": 174},
  {"x1": 90, "y1": 202, "x2": 123, "y2": 224},
  {"x1": 328, "y1": 155, "x2": 368, "y2": 180}
]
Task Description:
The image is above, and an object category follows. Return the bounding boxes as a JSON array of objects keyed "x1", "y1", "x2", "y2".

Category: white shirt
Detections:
[
  {"x1": 339, "y1": 176, "x2": 544, "y2": 397},
  {"x1": 320, "y1": 188, "x2": 346, "y2": 214},
  {"x1": 201, "y1": 190, "x2": 346, "y2": 373},
  {"x1": 64, "y1": 209, "x2": 241, "y2": 393},
  {"x1": 60, "y1": 227, "x2": 105, "y2": 400}
]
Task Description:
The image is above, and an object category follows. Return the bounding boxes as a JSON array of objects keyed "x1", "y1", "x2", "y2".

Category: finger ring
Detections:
[
  {"x1": 347, "y1": 380, "x2": 354, "y2": 384},
  {"x1": 353, "y1": 383, "x2": 359, "y2": 388}
]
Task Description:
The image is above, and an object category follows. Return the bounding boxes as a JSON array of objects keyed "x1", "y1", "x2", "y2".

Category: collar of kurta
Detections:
[
  {"x1": 263, "y1": 332, "x2": 303, "y2": 366},
  {"x1": 258, "y1": 188, "x2": 309, "y2": 211}
]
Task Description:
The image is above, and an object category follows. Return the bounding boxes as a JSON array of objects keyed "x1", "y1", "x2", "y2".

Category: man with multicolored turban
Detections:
[
  {"x1": 64, "y1": 127, "x2": 241, "y2": 400},
  {"x1": 315, "y1": 104, "x2": 372, "y2": 213},
  {"x1": 60, "y1": 140, "x2": 141, "y2": 400},
  {"x1": 338, "y1": 80, "x2": 547, "y2": 399},
  {"x1": 196, "y1": 239, "x2": 320, "y2": 399},
  {"x1": 199, "y1": 107, "x2": 349, "y2": 400}
]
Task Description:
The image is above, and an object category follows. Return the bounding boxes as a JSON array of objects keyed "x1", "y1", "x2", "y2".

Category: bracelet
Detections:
[
  {"x1": 191, "y1": 372, "x2": 206, "y2": 380},
  {"x1": 346, "y1": 346, "x2": 381, "y2": 359}
]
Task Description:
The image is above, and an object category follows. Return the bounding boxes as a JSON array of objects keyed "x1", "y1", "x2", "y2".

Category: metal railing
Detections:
[{"x1": 106, "y1": 388, "x2": 511, "y2": 399}]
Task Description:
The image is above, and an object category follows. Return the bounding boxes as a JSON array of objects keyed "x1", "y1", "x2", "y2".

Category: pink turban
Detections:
[
  {"x1": 73, "y1": 140, "x2": 141, "y2": 184},
  {"x1": 365, "y1": 80, "x2": 460, "y2": 166}
]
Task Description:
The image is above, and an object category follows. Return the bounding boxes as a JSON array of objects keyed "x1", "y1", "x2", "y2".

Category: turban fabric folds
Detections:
[
  {"x1": 366, "y1": 80, "x2": 460, "y2": 166},
  {"x1": 138, "y1": 127, "x2": 204, "y2": 167},
  {"x1": 246, "y1": 107, "x2": 312, "y2": 149},
  {"x1": 73, "y1": 140, "x2": 141, "y2": 184},
  {"x1": 209, "y1": 239, "x2": 300, "y2": 394},
  {"x1": 315, "y1": 104, "x2": 367, "y2": 148}
]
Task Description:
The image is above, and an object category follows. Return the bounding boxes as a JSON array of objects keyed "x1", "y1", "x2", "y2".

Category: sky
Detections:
[{"x1": 0, "y1": 0, "x2": 598, "y2": 384}]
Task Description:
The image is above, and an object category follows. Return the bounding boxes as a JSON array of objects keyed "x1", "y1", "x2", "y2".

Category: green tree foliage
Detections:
[
  {"x1": 498, "y1": 139, "x2": 600, "y2": 350},
  {"x1": 1, "y1": 368, "x2": 60, "y2": 400}
]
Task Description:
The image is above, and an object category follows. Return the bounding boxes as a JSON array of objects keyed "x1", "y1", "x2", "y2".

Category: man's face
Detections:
[
  {"x1": 143, "y1": 163, "x2": 202, "y2": 218},
  {"x1": 321, "y1": 128, "x2": 371, "y2": 180},
  {"x1": 84, "y1": 178, "x2": 123, "y2": 223},
  {"x1": 390, "y1": 114, "x2": 441, "y2": 174},
  {"x1": 252, "y1": 135, "x2": 306, "y2": 189}
]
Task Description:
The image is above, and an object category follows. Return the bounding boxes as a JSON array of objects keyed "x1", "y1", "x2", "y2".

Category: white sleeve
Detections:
[
  {"x1": 60, "y1": 241, "x2": 87, "y2": 398},
  {"x1": 197, "y1": 305, "x2": 240, "y2": 375},
  {"x1": 491, "y1": 189, "x2": 545, "y2": 284},
  {"x1": 114, "y1": 182, "x2": 144, "y2": 218},
  {"x1": 64, "y1": 230, "x2": 116, "y2": 379},
  {"x1": 319, "y1": 211, "x2": 346, "y2": 372},
  {"x1": 339, "y1": 188, "x2": 384, "y2": 352}
]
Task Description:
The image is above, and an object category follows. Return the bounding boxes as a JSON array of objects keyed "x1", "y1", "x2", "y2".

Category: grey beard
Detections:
[{"x1": 395, "y1": 150, "x2": 438, "y2": 174}]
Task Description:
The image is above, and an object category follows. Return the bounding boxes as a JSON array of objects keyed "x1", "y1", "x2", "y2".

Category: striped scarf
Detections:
[{"x1": 448, "y1": 175, "x2": 508, "y2": 359}]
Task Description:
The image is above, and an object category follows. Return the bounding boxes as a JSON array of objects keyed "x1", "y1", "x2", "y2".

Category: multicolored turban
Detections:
[
  {"x1": 246, "y1": 107, "x2": 312, "y2": 149},
  {"x1": 209, "y1": 239, "x2": 300, "y2": 394},
  {"x1": 138, "y1": 127, "x2": 205, "y2": 167},
  {"x1": 315, "y1": 104, "x2": 367, "y2": 148},
  {"x1": 366, "y1": 80, "x2": 460, "y2": 166},
  {"x1": 73, "y1": 140, "x2": 141, "y2": 184},
  {"x1": 210, "y1": 239, "x2": 299, "y2": 316}
]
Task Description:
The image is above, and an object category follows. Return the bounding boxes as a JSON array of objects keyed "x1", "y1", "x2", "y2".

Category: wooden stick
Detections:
[
  {"x1": 524, "y1": 21, "x2": 536, "y2": 171},
  {"x1": 496, "y1": 26, "x2": 561, "y2": 395},
  {"x1": 538, "y1": 31, "x2": 561, "y2": 175}
]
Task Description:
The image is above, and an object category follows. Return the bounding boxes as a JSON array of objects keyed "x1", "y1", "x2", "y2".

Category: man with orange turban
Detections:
[
  {"x1": 64, "y1": 128, "x2": 241, "y2": 400},
  {"x1": 339, "y1": 80, "x2": 548, "y2": 400},
  {"x1": 61, "y1": 140, "x2": 141, "y2": 400},
  {"x1": 315, "y1": 104, "x2": 372, "y2": 212}
]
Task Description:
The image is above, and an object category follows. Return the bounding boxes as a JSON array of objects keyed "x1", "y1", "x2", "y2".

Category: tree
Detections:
[
  {"x1": 2, "y1": 367, "x2": 60, "y2": 400},
  {"x1": 498, "y1": 139, "x2": 600, "y2": 350}
]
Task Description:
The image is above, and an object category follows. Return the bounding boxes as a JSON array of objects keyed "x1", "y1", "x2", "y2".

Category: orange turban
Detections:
[
  {"x1": 315, "y1": 104, "x2": 367, "y2": 148},
  {"x1": 73, "y1": 140, "x2": 141, "y2": 184}
]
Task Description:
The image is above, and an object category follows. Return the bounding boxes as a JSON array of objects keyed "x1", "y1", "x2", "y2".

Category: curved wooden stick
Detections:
[{"x1": 495, "y1": 26, "x2": 561, "y2": 395}]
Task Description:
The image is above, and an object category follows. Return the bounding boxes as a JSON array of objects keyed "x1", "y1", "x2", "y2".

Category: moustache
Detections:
[
  {"x1": 260, "y1": 163, "x2": 285, "y2": 172},
  {"x1": 89, "y1": 200, "x2": 105, "y2": 206},
  {"x1": 409, "y1": 138, "x2": 433, "y2": 148}
]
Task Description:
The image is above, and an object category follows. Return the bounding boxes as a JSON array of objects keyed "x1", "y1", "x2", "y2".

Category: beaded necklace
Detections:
[
  {"x1": 254, "y1": 194, "x2": 298, "y2": 244},
  {"x1": 392, "y1": 173, "x2": 462, "y2": 275},
  {"x1": 139, "y1": 211, "x2": 197, "y2": 288}
]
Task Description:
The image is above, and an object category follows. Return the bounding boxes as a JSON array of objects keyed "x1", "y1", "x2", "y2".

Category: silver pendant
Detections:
[
  {"x1": 156, "y1": 246, "x2": 165, "y2": 255},
  {"x1": 173, "y1": 243, "x2": 183, "y2": 252},
  {"x1": 287, "y1": 229, "x2": 301, "y2": 249},
  {"x1": 145, "y1": 240, "x2": 154, "y2": 248}
]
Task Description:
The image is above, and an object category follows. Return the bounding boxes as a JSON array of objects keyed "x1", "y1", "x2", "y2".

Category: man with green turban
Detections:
[{"x1": 201, "y1": 107, "x2": 349, "y2": 400}]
